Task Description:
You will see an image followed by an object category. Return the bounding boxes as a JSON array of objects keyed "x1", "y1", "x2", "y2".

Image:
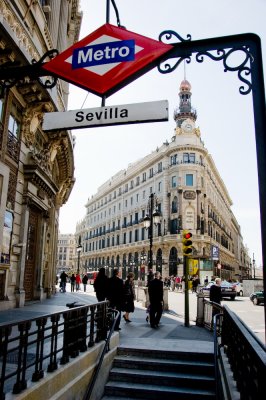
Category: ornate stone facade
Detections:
[
  {"x1": 76, "y1": 80, "x2": 251, "y2": 282},
  {"x1": 0, "y1": 0, "x2": 82, "y2": 309}
]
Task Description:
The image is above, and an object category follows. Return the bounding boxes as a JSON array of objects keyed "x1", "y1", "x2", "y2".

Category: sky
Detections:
[{"x1": 59, "y1": 0, "x2": 266, "y2": 268}]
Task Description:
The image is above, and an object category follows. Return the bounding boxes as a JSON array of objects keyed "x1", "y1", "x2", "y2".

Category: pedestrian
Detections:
[
  {"x1": 70, "y1": 273, "x2": 76, "y2": 292},
  {"x1": 82, "y1": 274, "x2": 88, "y2": 292},
  {"x1": 60, "y1": 271, "x2": 68, "y2": 293},
  {"x1": 107, "y1": 268, "x2": 124, "y2": 331},
  {"x1": 147, "y1": 269, "x2": 154, "y2": 286},
  {"x1": 75, "y1": 273, "x2": 81, "y2": 291},
  {"x1": 210, "y1": 278, "x2": 222, "y2": 304},
  {"x1": 148, "y1": 271, "x2": 164, "y2": 328},
  {"x1": 192, "y1": 275, "x2": 200, "y2": 293},
  {"x1": 122, "y1": 272, "x2": 135, "y2": 323},
  {"x1": 94, "y1": 267, "x2": 109, "y2": 301},
  {"x1": 204, "y1": 276, "x2": 209, "y2": 286}
]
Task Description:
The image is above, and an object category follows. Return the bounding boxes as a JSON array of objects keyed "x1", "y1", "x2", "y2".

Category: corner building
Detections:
[
  {"x1": 0, "y1": 0, "x2": 82, "y2": 309},
  {"x1": 76, "y1": 80, "x2": 250, "y2": 281}
]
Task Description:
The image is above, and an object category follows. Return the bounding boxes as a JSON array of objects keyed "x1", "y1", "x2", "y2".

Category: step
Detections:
[
  {"x1": 104, "y1": 381, "x2": 216, "y2": 399},
  {"x1": 117, "y1": 347, "x2": 214, "y2": 363},
  {"x1": 113, "y1": 354, "x2": 214, "y2": 376},
  {"x1": 109, "y1": 367, "x2": 215, "y2": 389}
]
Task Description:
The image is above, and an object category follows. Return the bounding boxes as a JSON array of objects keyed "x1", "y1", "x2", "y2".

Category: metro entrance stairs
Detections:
[{"x1": 102, "y1": 344, "x2": 216, "y2": 399}]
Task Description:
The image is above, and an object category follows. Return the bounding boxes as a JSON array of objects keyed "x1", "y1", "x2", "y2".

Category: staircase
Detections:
[{"x1": 101, "y1": 346, "x2": 216, "y2": 399}]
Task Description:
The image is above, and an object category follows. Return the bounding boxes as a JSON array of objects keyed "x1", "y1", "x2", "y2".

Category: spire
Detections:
[{"x1": 174, "y1": 79, "x2": 197, "y2": 127}]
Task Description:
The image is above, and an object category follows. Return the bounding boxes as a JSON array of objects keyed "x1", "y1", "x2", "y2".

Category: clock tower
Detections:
[{"x1": 174, "y1": 79, "x2": 197, "y2": 128}]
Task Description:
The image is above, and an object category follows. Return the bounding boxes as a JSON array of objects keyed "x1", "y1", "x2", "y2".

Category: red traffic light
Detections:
[{"x1": 183, "y1": 232, "x2": 192, "y2": 239}]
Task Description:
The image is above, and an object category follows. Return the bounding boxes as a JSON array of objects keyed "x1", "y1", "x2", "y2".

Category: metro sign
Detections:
[{"x1": 42, "y1": 24, "x2": 173, "y2": 97}]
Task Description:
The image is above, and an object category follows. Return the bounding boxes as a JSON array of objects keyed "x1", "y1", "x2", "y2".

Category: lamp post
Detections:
[
  {"x1": 76, "y1": 242, "x2": 82, "y2": 275},
  {"x1": 143, "y1": 193, "x2": 161, "y2": 270},
  {"x1": 140, "y1": 250, "x2": 146, "y2": 280}
]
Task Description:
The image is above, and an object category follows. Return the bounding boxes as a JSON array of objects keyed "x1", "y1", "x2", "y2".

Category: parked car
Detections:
[
  {"x1": 200, "y1": 280, "x2": 237, "y2": 300},
  {"x1": 249, "y1": 290, "x2": 264, "y2": 305},
  {"x1": 235, "y1": 282, "x2": 243, "y2": 296}
]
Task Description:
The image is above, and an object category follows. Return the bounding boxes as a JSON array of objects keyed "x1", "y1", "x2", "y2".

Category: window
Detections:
[
  {"x1": 134, "y1": 229, "x2": 139, "y2": 242},
  {"x1": 183, "y1": 152, "x2": 195, "y2": 163},
  {"x1": 183, "y1": 153, "x2": 189, "y2": 163},
  {"x1": 136, "y1": 194, "x2": 139, "y2": 202},
  {"x1": 186, "y1": 174, "x2": 193, "y2": 186},
  {"x1": 130, "y1": 180, "x2": 134, "y2": 189},
  {"x1": 8, "y1": 111, "x2": 20, "y2": 138},
  {"x1": 125, "y1": 183, "x2": 128, "y2": 192},
  {"x1": 170, "y1": 154, "x2": 177, "y2": 165},
  {"x1": 190, "y1": 153, "x2": 195, "y2": 163},
  {"x1": 158, "y1": 162, "x2": 162, "y2": 172},
  {"x1": 130, "y1": 196, "x2": 133, "y2": 205},
  {"x1": 158, "y1": 181, "x2": 162, "y2": 192},
  {"x1": 149, "y1": 168, "x2": 153, "y2": 178},
  {"x1": 142, "y1": 172, "x2": 146, "y2": 182},
  {"x1": 125, "y1": 199, "x2": 127, "y2": 207},
  {"x1": 123, "y1": 232, "x2": 126, "y2": 244},
  {"x1": 172, "y1": 176, "x2": 177, "y2": 188},
  {"x1": 136, "y1": 176, "x2": 140, "y2": 186},
  {"x1": 142, "y1": 190, "x2": 145, "y2": 199},
  {"x1": 0, "y1": 98, "x2": 4, "y2": 122},
  {"x1": 172, "y1": 196, "x2": 178, "y2": 213}
]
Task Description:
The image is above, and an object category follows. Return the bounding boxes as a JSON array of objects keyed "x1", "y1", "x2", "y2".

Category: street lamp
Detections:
[
  {"x1": 76, "y1": 242, "x2": 82, "y2": 275},
  {"x1": 140, "y1": 250, "x2": 146, "y2": 280},
  {"x1": 143, "y1": 193, "x2": 161, "y2": 270}
]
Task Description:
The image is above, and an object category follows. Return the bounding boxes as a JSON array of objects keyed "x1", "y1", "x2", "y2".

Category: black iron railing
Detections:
[
  {"x1": 0, "y1": 301, "x2": 110, "y2": 399},
  {"x1": 202, "y1": 299, "x2": 266, "y2": 399}
]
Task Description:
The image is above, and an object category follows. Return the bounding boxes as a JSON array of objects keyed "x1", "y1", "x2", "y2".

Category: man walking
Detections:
[
  {"x1": 148, "y1": 271, "x2": 163, "y2": 328},
  {"x1": 107, "y1": 269, "x2": 124, "y2": 331}
]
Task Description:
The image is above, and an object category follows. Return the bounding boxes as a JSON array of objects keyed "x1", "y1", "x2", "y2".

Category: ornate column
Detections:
[
  {"x1": 47, "y1": 0, "x2": 61, "y2": 48},
  {"x1": 15, "y1": 200, "x2": 30, "y2": 307},
  {"x1": 178, "y1": 189, "x2": 183, "y2": 230},
  {"x1": 196, "y1": 190, "x2": 201, "y2": 231}
]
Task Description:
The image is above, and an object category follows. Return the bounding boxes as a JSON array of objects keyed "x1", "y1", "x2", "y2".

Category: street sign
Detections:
[
  {"x1": 42, "y1": 24, "x2": 173, "y2": 97},
  {"x1": 42, "y1": 100, "x2": 169, "y2": 131}
]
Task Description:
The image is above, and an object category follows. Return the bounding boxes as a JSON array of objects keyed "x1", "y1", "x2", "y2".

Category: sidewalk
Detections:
[{"x1": 0, "y1": 285, "x2": 214, "y2": 354}]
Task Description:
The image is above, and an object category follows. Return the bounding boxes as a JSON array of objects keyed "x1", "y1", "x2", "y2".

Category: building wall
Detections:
[{"x1": 0, "y1": 0, "x2": 82, "y2": 309}]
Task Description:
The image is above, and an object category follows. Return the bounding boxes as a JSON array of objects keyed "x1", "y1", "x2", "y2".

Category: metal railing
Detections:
[
  {"x1": 202, "y1": 298, "x2": 266, "y2": 400},
  {"x1": 83, "y1": 308, "x2": 119, "y2": 400},
  {"x1": 0, "y1": 301, "x2": 110, "y2": 399}
]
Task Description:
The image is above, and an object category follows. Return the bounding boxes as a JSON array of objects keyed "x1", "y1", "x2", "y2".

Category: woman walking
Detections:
[{"x1": 123, "y1": 272, "x2": 135, "y2": 323}]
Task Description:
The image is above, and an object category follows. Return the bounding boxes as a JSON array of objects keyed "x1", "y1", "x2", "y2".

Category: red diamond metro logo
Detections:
[{"x1": 42, "y1": 24, "x2": 173, "y2": 97}]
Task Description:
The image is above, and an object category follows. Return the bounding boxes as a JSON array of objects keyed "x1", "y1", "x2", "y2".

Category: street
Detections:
[{"x1": 63, "y1": 283, "x2": 265, "y2": 344}]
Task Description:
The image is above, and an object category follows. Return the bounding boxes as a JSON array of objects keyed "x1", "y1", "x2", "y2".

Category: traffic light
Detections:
[{"x1": 182, "y1": 231, "x2": 193, "y2": 255}]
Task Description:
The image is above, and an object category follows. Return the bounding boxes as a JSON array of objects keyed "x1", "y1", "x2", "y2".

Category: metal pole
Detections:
[
  {"x1": 106, "y1": 0, "x2": 110, "y2": 23},
  {"x1": 149, "y1": 194, "x2": 154, "y2": 269},
  {"x1": 184, "y1": 255, "x2": 190, "y2": 327},
  {"x1": 253, "y1": 253, "x2": 256, "y2": 280},
  {"x1": 77, "y1": 251, "x2": 80, "y2": 275}
]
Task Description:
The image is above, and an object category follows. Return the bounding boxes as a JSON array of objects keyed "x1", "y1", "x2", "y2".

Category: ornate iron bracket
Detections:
[
  {"x1": 0, "y1": 49, "x2": 59, "y2": 90},
  {"x1": 158, "y1": 30, "x2": 255, "y2": 95}
]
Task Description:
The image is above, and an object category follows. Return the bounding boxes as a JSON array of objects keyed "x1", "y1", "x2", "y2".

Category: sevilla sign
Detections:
[
  {"x1": 42, "y1": 24, "x2": 173, "y2": 97},
  {"x1": 42, "y1": 100, "x2": 169, "y2": 131}
]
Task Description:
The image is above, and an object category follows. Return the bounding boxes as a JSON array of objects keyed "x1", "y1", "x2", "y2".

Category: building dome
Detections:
[{"x1": 180, "y1": 79, "x2": 191, "y2": 92}]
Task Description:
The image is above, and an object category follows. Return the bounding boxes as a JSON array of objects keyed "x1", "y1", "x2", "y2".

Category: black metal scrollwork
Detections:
[
  {"x1": 158, "y1": 29, "x2": 253, "y2": 95},
  {"x1": 158, "y1": 30, "x2": 192, "y2": 74},
  {"x1": 0, "y1": 49, "x2": 59, "y2": 89},
  {"x1": 32, "y1": 49, "x2": 59, "y2": 89},
  {"x1": 196, "y1": 46, "x2": 253, "y2": 95}
]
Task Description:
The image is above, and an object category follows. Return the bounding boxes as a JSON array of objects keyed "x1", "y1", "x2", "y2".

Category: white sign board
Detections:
[{"x1": 42, "y1": 100, "x2": 168, "y2": 131}]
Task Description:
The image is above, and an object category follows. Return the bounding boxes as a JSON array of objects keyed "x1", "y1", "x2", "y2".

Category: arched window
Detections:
[
  {"x1": 169, "y1": 247, "x2": 178, "y2": 276},
  {"x1": 171, "y1": 196, "x2": 178, "y2": 213}
]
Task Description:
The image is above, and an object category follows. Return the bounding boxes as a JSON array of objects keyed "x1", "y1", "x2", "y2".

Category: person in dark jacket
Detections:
[
  {"x1": 210, "y1": 278, "x2": 222, "y2": 304},
  {"x1": 107, "y1": 268, "x2": 124, "y2": 331},
  {"x1": 93, "y1": 267, "x2": 109, "y2": 301},
  {"x1": 148, "y1": 271, "x2": 164, "y2": 328},
  {"x1": 82, "y1": 274, "x2": 88, "y2": 292},
  {"x1": 122, "y1": 272, "x2": 135, "y2": 322}
]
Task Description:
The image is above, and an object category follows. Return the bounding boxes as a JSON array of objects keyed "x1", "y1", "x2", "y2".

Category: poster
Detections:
[{"x1": 0, "y1": 210, "x2": 13, "y2": 264}]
